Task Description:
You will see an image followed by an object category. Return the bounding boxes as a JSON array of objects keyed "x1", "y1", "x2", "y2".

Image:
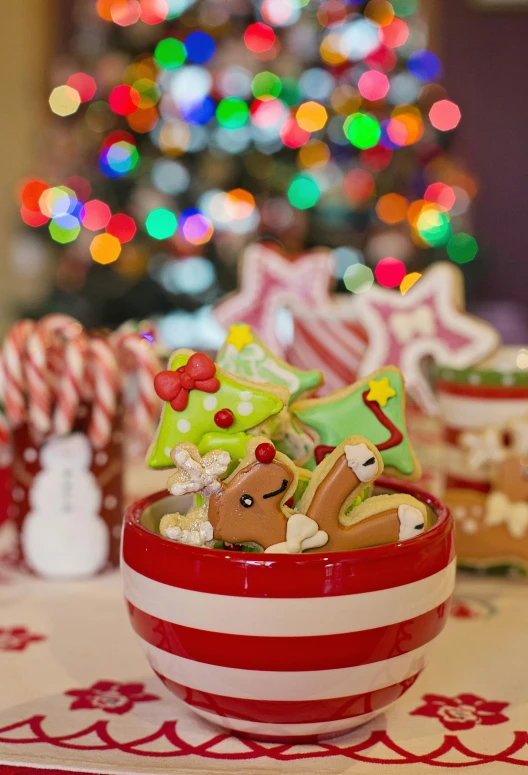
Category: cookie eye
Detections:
[{"x1": 240, "y1": 494, "x2": 254, "y2": 508}]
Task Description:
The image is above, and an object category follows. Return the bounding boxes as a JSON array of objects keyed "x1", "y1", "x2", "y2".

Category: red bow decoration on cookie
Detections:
[{"x1": 154, "y1": 352, "x2": 220, "y2": 412}]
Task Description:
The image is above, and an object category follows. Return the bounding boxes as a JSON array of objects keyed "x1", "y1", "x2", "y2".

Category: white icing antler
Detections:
[{"x1": 167, "y1": 442, "x2": 230, "y2": 498}]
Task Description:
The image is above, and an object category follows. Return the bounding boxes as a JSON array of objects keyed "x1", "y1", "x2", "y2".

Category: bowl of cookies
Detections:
[{"x1": 121, "y1": 341, "x2": 455, "y2": 742}]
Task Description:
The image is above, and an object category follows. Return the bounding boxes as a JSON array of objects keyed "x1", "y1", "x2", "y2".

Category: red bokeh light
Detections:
[
  {"x1": 19, "y1": 179, "x2": 48, "y2": 211},
  {"x1": 108, "y1": 85, "x2": 141, "y2": 116},
  {"x1": 106, "y1": 213, "x2": 137, "y2": 243},
  {"x1": 379, "y1": 18, "x2": 409, "y2": 48},
  {"x1": 365, "y1": 45, "x2": 397, "y2": 72},
  {"x1": 429, "y1": 100, "x2": 461, "y2": 131},
  {"x1": 81, "y1": 200, "x2": 112, "y2": 230},
  {"x1": 139, "y1": 0, "x2": 168, "y2": 24},
  {"x1": 425, "y1": 182, "x2": 456, "y2": 210},
  {"x1": 343, "y1": 168, "x2": 375, "y2": 205},
  {"x1": 66, "y1": 73, "x2": 97, "y2": 102},
  {"x1": 20, "y1": 205, "x2": 49, "y2": 227},
  {"x1": 360, "y1": 145, "x2": 393, "y2": 171},
  {"x1": 244, "y1": 23, "x2": 275, "y2": 54},
  {"x1": 358, "y1": 70, "x2": 390, "y2": 101},
  {"x1": 64, "y1": 175, "x2": 92, "y2": 202},
  {"x1": 101, "y1": 130, "x2": 136, "y2": 150},
  {"x1": 280, "y1": 117, "x2": 310, "y2": 148},
  {"x1": 375, "y1": 257, "x2": 407, "y2": 288}
]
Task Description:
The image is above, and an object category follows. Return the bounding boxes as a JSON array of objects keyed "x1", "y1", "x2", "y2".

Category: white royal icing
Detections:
[
  {"x1": 177, "y1": 418, "x2": 191, "y2": 433},
  {"x1": 237, "y1": 401, "x2": 254, "y2": 416},
  {"x1": 344, "y1": 443, "x2": 379, "y2": 482},
  {"x1": 397, "y1": 504, "x2": 425, "y2": 541},
  {"x1": 265, "y1": 513, "x2": 328, "y2": 554},
  {"x1": 485, "y1": 491, "x2": 528, "y2": 539},
  {"x1": 203, "y1": 395, "x2": 218, "y2": 411}
]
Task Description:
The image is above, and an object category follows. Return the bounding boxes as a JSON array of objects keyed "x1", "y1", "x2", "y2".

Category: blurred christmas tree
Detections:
[{"x1": 16, "y1": 0, "x2": 478, "y2": 347}]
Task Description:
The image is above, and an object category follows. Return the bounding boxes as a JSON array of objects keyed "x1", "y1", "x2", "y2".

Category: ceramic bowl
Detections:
[{"x1": 121, "y1": 478, "x2": 454, "y2": 743}]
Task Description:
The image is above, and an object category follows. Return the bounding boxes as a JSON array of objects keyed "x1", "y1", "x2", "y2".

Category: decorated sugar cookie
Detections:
[
  {"x1": 160, "y1": 435, "x2": 428, "y2": 553},
  {"x1": 217, "y1": 323, "x2": 323, "y2": 463},
  {"x1": 291, "y1": 366, "x2": 421, "y2": 479},
  {"x1": 217, "y1": 323, "x2": 323, "y2": 403},
  {"x1": 213, "y1": 243, "x2": 335, "y2": 357},
  {"x1": 354, "y1": 262, "x2": 500, "y2": 413},
  {"x1": 148, "y1": 350, "x2": 288, "y2": 469}
]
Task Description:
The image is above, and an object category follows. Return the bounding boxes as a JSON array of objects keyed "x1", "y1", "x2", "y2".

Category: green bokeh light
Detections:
[
  {"x1": 145, "y1": 208, "x2": 178, "y2": 240},
  {"x1": 343, "y1": 264, "x2": 374, "y2": 294},
  {"x1": 49, "y1": 219, "x2": 81, "y2": 244},
  {"x1": 343, "y1": 113, "x2": 381, "y2": 150},
  {"x1": 154, "y1": 38, "x2": 187, "y2": 70},
  {"x1": 287, "y1": 174, "x2": 320, "y2": 209},
  {"x1": 391, "y1": 0, "x2": 418, "y2": 16},
  {"x1": 216, "y1": 97, "x2": 250, "y2": 129},
  {"x1": 447, "y1": 233, "x2": 479, "y2": 264},
  {"x1": 251, "y1": 71, "x2": 282, "y2": 100},
  {"x1": 280, "y1": 77, "x2": 302, "y2": 107},
  {"x1": 417, "y1": 208, "x2": 452, "y2": 247}
]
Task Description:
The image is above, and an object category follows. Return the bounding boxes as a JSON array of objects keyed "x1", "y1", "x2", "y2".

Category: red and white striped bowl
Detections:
[{"x1": 122, "y1": 479, "x2": 454, "y2": 743}]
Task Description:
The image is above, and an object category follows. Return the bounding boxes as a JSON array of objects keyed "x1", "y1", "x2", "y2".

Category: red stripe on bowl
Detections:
[
  {"x1": 127, "y1": 600, "x2": 450, "y2": 671},
  {"x1": 122, "y1": 479, "x2": 454, "y2": 598},
  {"x1": 154, "y1": 671, "x2": 421, "y2": 724},
  {"x1": 436, "y1": 381, "x2": 528, "y2": 399}
]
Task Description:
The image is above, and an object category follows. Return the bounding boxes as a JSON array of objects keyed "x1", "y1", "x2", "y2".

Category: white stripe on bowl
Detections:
[
  {"x1": 122, "y1": 559, "x2": 456, "y2": 637},
  {"x1": 192, "y1": 707, "x2": 386, "y2": 737},
  {"x1": 144, "y1": 641, "x2": 430, "y2": 700}
]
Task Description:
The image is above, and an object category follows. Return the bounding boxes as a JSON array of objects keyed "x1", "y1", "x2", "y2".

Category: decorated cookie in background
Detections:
[
  {"x1": 160, "y1": 435, "x2": 427, "y2": 553},
  {"x1": 291, "y1": 366, "x2": 421, "y2": 479},
  {"x1": 213, "y1": 243, "x2": 335, "y2": 357},
  {"x1": 354, "y1": 262, "x2": 500, "y2": 414},
  {"x1": 148, "y1": 350, "x2": 288, "y2": 469},
  {"x1": 285, "y1": 298, "x2": 369, "y2": 397},
  {"x1": 217, "y1": 323, "x2": 323, "y2": 463}
]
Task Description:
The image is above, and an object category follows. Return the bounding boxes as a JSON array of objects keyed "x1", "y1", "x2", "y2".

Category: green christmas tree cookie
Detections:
[
  {"x1": 217, "y1": 323, "x2": 322, "y2": 465},
  {"x1": 217, "y1": 323, "x2": 323, "y2": 404},
  {"x1": 290, "y1": 367, "x2": 421, "y2": 479},
  {"x1": 148, "y1": 349, "x2": 288, "y2": 469}
]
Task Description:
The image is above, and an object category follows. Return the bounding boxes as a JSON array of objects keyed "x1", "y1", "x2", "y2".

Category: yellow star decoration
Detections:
[
  {"x1": 225, "y1": 323, "x2": 254, "y2": 351},
  {"x1": 367, "y1": 377, "x2": 397, "y2": 407}
]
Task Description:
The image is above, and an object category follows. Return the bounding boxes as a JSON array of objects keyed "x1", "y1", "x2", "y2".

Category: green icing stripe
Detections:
[{"x1": 436, "y1": 366, "x2": 528, "y2": 387}]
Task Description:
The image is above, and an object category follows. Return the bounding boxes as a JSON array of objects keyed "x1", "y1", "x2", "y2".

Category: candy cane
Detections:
[
  {"x1": 2, "y1": 319, "x2": 35, "y2": 426},
  {"x1": 112, "y1": 333, "x2": 161, "y2": 443},
  {"x1": 54, "y1": 336, "x2": 87, "y2": 436},
  {"x1": 88, "y1": 338, "x2": 120, "y2": 449}
]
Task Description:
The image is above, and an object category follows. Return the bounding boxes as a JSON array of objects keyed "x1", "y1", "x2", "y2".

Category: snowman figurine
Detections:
[{"x1": 22, "y1": 433, "x2": 110, "y2": 579}]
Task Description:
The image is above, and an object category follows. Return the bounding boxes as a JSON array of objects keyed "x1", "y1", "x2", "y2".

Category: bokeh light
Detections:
[
  {"x1": 244, "y1": 23, "x2": 275, "y2": 53},
  {"x1": 49, "y1": 85, "x2": 81, "y2": 116},
  {"x1": 344, "y1": 113, "x2": 381, "y2": 149},
  {"x1": 185, "y1": 31, "x2": 215, "y2": 63},
  {"x1": 66, "y1": 73, "x2": 97, "y2": 102},
  {"x1": 179, "y1": 208, "x2": 214, "y2": 244},
  {"x1": 343, "y1": 263, "x2": 374, "y2": 293},
  {"x1": 287, "y1": 174, "x2": 320, "y2": 209},
  {"x1": 447, "y1": 233, "x2": 478, "y2": 264},
  {"x1": 416, "y1": 206, "x2": 452, "y2": 246},
  {"x1": 358, "y1": 71, "x2": 390, "y2": 101},
  {"x1": 90, "y1": 233, "x2": 122, "y2": 264},
  {"x1": 80, "y1": 200, "x2": 111, "y2": 230},
  {"x1": 106, "y1": 213, "x2": 137, "y2": 243},
  {"x1": 296, "y1": 101, "x2": 328, "y2": 132},
  {"x1": 343, "y1": 168, "x2": 375, "y2": 206},
  {"x1": 375, "y1": 256, "x2": 406, "y2": 288},
  {"x1": 429, "y1": 100, "x2": 461, "y2": 131},
  {"x1": 252, "y1": 71, "x2": 282, "y2": 100},
  {"x1": 216, "y1": 97, "x2": 250, "y2": 129},
  {"x1": 145, "y1": 208, "x2": 178, "y2": 239},
  {"x1": 376, "y1": 193, "x2": 408, "y2": 224},
  {"x1": 99, "y1": 141, "x2": 139, "y2": 177},
  {"x1": 154, "y1": 37, "x2": 187, "y2": 69},
  {"x1": 407, "y1": 49, "x2": 441, "y2": 81},
  {"x1": 49, "y1": 215, "x2": 81, "y2": 244},
  {"x1": 20, "y1": 179, "x2": 48, "y2": 212}
]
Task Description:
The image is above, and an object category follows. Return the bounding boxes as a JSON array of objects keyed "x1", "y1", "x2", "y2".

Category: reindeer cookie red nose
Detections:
[{"x1": 255, "y1": 442, "x2": 276, "y2": 464}]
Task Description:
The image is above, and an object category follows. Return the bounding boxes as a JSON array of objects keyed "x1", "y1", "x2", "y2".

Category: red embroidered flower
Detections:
[
  {"x1": 65, "y1": 680, "x2": 159, "y2": 715},
  {"x1": 0, "y1": 626, "x2": 45, "y2": 651},
  {"x1": 412, "y1": 693, "x2": 509, "y2": 731},
  {"x1": 154, "y1": 352, "x2": 220, "y2": 411}
]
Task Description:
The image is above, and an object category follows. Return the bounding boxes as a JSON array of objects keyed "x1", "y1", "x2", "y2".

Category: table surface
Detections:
[{"x1": 0, "y1": 523, "x2": 527, "y2": 775}]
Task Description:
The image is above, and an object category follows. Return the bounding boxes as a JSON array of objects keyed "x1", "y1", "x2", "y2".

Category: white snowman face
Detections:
[{"x1": 40, "y1": 433, "x2": 92, "y2": 471}]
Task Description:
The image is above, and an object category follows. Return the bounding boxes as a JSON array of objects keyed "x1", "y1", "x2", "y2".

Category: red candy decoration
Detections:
[
  {"x1": 214, "y1": 408, "x2": 235, "y2": 428},
  {"x1": 255, "y1": 442, "x2": 275, "y2": 464},
  {"x1": 153, "y1": 352, "x2": 220, "y2": 412}
]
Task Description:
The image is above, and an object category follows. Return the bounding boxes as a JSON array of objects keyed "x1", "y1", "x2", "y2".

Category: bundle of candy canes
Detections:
[{"x1": 0, "y1": 315, "x2": 161, "y2": 456}]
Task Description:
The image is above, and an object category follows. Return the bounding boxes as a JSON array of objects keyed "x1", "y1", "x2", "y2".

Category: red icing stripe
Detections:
[
  {"x1": 127, "y1": 601, "x2": 450, "y2": 671},
  {"x1": 154, "y1": 671, "x2": 422, "y2": 725},
  {"x1": 122, "y1": 481, "x2": 454, "y2": 598},
  {"x1": 436, "y1": 380, "x2": 528, "y2": 399}
]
